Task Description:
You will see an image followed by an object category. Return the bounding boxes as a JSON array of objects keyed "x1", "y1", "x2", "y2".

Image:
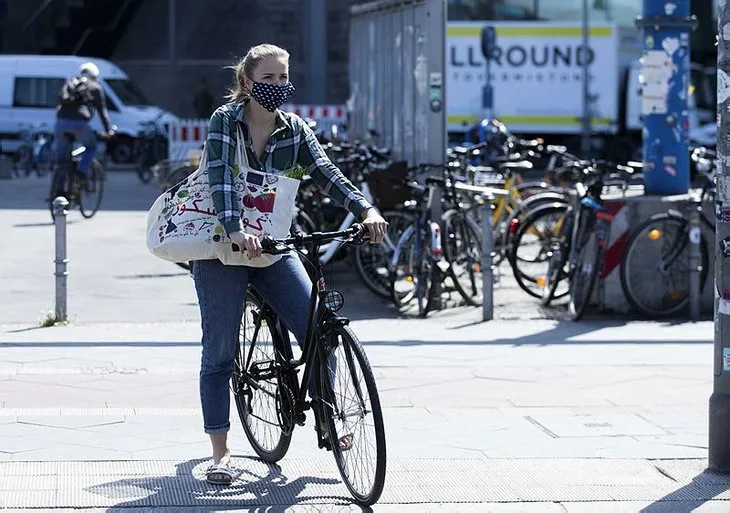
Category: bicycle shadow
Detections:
[{"x1": 84, "y1": 456, "x2": 369, "y2": 510}]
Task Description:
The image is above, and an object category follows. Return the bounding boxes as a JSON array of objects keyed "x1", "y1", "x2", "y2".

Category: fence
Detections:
[
  {"x1": 348, "y1": 0, "x2": 446, "y2": 166},
  {"x1": 166, "y1": 104, "x2": 348, "y2": 163}
]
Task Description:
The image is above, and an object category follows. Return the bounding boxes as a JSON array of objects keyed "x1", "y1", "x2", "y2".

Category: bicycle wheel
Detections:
[
  {"x1": 620, "y1": 213, "x2": 709, "y2": 318},
  {"x1": 319, "y1": 325, "x2": 386, "y2": 506},
  {"x1": 509, "y1": 203, "x2": 570, "y2": 300},
  {"x1": 442, "y1": 209, "x2": 483, "y2": 306},
  {"x1": 49, "y1": 166, "x2": 69, "y2": 221},
  {"x1": 137, "y1": 166, "x2": 153, "y2": 183},
  {"x1": 353, "y1": 211, "x2": 411, "y2": 299},
  {"x1": 541, "y1": 205, "x2": 577, "y2": 306},
  {"x1": 233, "y1": 290, "x2": 293, "y2": 463},
  {"x1": 79, "y1": 159, "x2": 104, "y2": 218},
  {"x1": 568, "y1": 216, "x2": 604, "y2": 321}
]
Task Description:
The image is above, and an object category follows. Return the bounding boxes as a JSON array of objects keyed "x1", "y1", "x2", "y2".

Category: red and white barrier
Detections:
[
  {"x1": 281, "y1": 104, "x2": 347, "y2": 122},
  {"x1": 599, "y1": 199, "x2": 629, "y2": 280},
  {"x1": 167, "y1": 105, "x2": 347, "y2": 162},
  {"x1": 167, "y1": 119, "x2": 207, "y2": 164}
]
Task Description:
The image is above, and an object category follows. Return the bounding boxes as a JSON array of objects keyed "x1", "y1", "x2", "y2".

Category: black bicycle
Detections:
[
  {"x1": 231, "y1": 224, "x2": 387, "y2": 506},
  {"x1": 49, "y1": 131, "x2": 109, "y2": 220}
]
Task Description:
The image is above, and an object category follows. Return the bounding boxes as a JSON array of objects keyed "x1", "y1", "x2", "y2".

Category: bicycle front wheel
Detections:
[
  {"x1": 568, "y1": 217, "x2": 604, "y2": 321},
  {"x1": 79, "y1": 159, "x2": 104, "y2": 218},
  {"x1": 442, "y1": 209, "x2": 483, "y2": 306},
  {"x1": 319, "y1": 325, "x2": 386, "y2": 506},
  {"x1": 233, "y1": 290, "x2": 293, "y2": 463}
]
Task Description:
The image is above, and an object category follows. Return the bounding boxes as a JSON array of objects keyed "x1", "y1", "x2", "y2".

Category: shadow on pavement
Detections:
[
  {"x1": 2, "y1": 171, "x2": 160, "y2": 211},
  {"x1": 83, "y1": 456, "x2": 370, "y2": 510},
  {"x1": 640, "y1": 469, "x2": 730, "y2": 512}
]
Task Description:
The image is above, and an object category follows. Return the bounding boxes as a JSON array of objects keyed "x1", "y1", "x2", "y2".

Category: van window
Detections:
[
  {"x1": 105, "y1": 78, "x2": 149, "y2": 106},
  {"x1": 14, "y1": 77, "x2": 66, "y2": 108}
]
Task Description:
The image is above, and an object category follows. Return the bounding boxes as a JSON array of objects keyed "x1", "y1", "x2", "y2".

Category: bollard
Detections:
[
  {"x1": 481, "y1": 198, "x2": 494, "y2": 321},
  {"x1": 688, "y1": 205, "x2": 702, "y2": 320},
  {"x1": 52, "y1": 196, "x2": 69, "y2": 322}
]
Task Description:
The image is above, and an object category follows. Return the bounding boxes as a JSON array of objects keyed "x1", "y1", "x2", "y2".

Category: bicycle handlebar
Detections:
[{"x1": 232, "y1": 224, "x2": 369, "y2": 255}]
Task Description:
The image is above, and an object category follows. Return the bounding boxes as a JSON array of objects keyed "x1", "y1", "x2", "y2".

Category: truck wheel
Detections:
[{"x1": 110, "y1": 137, "x2": 135, "y2": 164}]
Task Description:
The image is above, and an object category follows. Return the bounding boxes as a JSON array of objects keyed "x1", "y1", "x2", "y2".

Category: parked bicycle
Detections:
[
  {"x1": 619, "y1": 149, "x2": 715, "y2": 317},
  {"x1": 135, "y1": 112, "x2": 169, "y2": 183},
  {"x1": 13, "y1": 122, "x2": 54, "y2": 178},
  {"x1": 232, "y1": 223, "x2": 387, "y2": 506}
]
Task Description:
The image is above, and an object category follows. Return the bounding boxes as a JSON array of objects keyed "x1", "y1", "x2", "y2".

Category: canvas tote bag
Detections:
[{"x1": 146, "y1": 126, "x2": 300, "y2": 267}]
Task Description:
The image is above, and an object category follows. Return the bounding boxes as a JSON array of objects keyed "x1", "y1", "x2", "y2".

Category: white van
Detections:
[{"x1": 0, "y1": 55, "x2": 178, "y2": 163}]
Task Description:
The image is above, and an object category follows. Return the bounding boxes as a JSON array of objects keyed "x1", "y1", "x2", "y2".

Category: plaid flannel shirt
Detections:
[{"x1": 205, "y1": 101, "x2": 372, "y2": 234}]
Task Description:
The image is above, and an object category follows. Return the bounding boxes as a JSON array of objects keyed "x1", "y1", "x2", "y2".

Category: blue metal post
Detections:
[{"x1": 636, "y1": 0, "x2": 696, "y2": 195}]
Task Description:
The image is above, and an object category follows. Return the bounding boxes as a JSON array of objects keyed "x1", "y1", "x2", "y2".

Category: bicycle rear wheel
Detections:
[
  {"x1": 233, "y1": 290, "x2": 293, "y2": 463},
  {"x1": 319, "y1": 325, "x2": 386, "y2": 506},
  {"x1": 620, "y1": 213, "x2": 709, "y2": 318},
  {"x1": 79, "y1": 159, "x2": 104, "y2": 218}
]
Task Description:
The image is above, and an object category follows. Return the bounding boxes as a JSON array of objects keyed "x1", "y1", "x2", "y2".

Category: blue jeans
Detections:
[
  {"x1": 54, "y1": 118, "x2": 96, "y2": 176},
  {"x1": 192, "y1": 254, "x2": 313, "y2": 434}
]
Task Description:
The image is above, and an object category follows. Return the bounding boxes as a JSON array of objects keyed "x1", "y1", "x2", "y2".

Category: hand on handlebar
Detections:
[
  {"x1": 230, "y1": 231, "x2": 262, "y2": 258},
  {"x1": 360, "y1": 209, "x2": 388, "y2": 245}
]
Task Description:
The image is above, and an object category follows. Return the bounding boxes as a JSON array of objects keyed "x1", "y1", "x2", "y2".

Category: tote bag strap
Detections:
[{"x1": 235, "y1": 124, "x2": 250, "y2": 169}]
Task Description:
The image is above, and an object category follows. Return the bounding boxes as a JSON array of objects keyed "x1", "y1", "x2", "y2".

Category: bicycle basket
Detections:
[{"x1": 366, "y1": 160, "x2": 411, "y2": 210}]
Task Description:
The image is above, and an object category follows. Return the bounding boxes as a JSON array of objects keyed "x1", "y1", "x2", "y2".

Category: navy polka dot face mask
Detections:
[{"x1": 250, "y1": 81, "x2": 295, "y2": 112}]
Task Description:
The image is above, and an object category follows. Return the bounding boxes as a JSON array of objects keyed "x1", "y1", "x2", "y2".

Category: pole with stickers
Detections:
[
  {"x1": 635, "y1": 0, "x2": 696, "y2": 195},
  {"x1": 709, "y1": 0, "x2": 730, "y2": 473}
]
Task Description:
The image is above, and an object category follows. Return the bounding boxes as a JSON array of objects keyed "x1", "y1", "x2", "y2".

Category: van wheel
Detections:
[{"x1": 110, "y1": 137, "x2": 134, "y2": 164}]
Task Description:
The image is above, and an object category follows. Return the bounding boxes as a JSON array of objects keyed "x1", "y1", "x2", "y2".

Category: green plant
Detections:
[
  {"x1": 39, "y1": 311, "x2": 69, "y2": 327},
  {"x1": 283, "y1": 163, "x2": 306, "y2": 180}
]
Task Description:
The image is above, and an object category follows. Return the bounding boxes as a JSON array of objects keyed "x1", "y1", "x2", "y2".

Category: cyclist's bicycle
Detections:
[
  {"x1": 49, "y1": 130, "x2": 111, "y2": 220},
  {"x1": 232, "y1": 224, "x2": 387, "y2": 506}
]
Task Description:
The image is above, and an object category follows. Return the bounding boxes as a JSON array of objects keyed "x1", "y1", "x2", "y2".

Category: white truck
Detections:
[{"x1": 447, "y1": 21, "x2": 716, "y2": 156}]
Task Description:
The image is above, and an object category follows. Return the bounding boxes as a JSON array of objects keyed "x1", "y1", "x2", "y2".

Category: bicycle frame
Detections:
[{"x1": 243, "y1": 228, "x2": 365, "y2": 422}]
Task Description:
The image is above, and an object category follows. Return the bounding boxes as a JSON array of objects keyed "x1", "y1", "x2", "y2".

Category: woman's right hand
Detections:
[{"x1": 229, "y1": 231, "x2": 262, "y2": 258}]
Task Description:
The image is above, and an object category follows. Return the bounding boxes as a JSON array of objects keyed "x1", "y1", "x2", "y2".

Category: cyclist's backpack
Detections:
[{"x1": 59, "y1": 76, "x2": 92, "y2": 107}]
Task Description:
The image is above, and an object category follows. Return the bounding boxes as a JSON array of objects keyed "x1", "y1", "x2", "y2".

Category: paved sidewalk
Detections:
[
  {"x1": 2, "y1": 173, "x2": 728, "y2": 510},
  {"x1": 0, "y1": 317, "x2": 727, "y2": 510}
]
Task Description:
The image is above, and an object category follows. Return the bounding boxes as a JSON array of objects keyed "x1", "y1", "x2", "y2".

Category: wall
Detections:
[{"x1": 111, "y1": 0, "x2": 356, "y2": 118}]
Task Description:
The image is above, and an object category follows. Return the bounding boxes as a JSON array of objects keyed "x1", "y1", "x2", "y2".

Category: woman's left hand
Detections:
[{"x1": 361, "y1": 208, "x2": 388, "y2": 244}]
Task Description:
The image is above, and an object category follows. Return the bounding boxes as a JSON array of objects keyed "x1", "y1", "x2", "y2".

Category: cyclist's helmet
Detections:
[{"x1": 79, "y1": 62, "x2": 100, "y2": 80}]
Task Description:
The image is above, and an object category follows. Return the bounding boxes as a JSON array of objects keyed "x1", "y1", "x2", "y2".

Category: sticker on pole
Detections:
[
  {"x1": 718, "y1": 69, "x2": 730, "y2": 105},
  {"x1": 724, "y1": 348, "x2": 730, "y2": 372}
]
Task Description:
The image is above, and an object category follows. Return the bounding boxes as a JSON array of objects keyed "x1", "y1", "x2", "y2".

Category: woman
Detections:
[{"x1": 193, "y1": 43, "x2": 388, "y2": 485}]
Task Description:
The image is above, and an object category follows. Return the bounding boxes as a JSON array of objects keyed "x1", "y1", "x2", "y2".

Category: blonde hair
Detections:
[{"x1": 225, "y1": 44, "x2": 290, "y2": 103}]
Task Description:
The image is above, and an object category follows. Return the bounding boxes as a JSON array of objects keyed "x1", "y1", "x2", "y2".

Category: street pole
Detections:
[
  {"x1": 580, "y1": 0, "x2": 591, "y2": 155},
  {"x1": 53, "y1": 196, "x2": 69, "y2": 323},
  {"x1": 481, "y1": 199, "x2": 494, "y2": 321},
  {"x1": 709, "y1": 0, "x2": 730, "y2": 473}
]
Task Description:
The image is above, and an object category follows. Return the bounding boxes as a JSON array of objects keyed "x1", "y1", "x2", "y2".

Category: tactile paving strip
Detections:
[{"x1": 1, "y1": 458, "x2": 729, "y2": 508}]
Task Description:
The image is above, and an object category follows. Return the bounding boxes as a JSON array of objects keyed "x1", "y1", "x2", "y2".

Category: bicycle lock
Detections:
[{"x1": 52, "y1": 196, "x2": 69, "y2": 322}]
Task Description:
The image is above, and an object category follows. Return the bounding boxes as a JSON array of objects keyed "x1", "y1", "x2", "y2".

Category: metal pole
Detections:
[
  {"x1": 580, "y1": 0, "x2": 591, "y2": 155},
  {"x1": 53, "y1": 196, "x2": 69, "y2": 323},
  {"x1": 709, "y1": 0, "x2": 730, "y2": 473},
  {"x1": 481, "y1": 199, "x2": 494, "y2": 321},
  {"x1": 688, "y1": 204, "x2": 701, "y2": 320}
]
